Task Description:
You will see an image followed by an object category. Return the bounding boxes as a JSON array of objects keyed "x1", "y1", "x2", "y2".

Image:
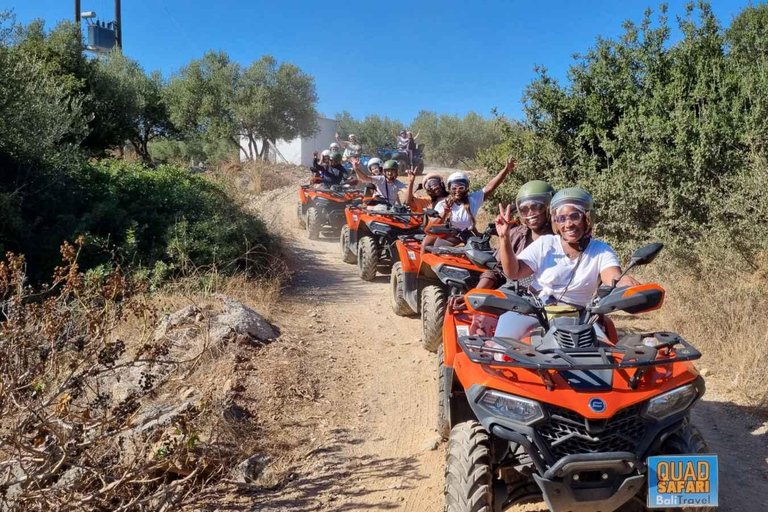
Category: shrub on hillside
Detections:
[
  {"x1": 479, "y1": 3, "x2": 768, "y2": 266},
  {"x1": 72, "y1": 159, "x2": 279, "y2": 279}
]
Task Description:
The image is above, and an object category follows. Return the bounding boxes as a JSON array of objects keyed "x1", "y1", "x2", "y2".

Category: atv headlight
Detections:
[
  {"x1": 478, "y1": 390, "x2": 544, "y2": 425},
  {"x1": 643, "y1": 384, "x2": 698, "y2": 420},
  {"x1": 438, "y1": 265, "x2": 471, "y2": 281}
]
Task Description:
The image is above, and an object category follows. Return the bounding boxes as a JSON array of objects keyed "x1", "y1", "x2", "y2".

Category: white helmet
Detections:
[
  {"x1": 367, "y1": 158, "x2": 383, "y2": 171},
  {"x1": 348, "y1": 133, "x2": 356, "y2": 139},
  {"x1": 321, "y1": 149, "x2": 331, "y2": 157},
  {"x1": 330, "y1": 142, "x2": 340, "y2": 151},
  {"x1": 447, "y1": 172, "x2": 470, "y2": 188}
]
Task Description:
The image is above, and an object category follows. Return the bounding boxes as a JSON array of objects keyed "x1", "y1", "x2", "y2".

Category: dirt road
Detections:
[{"x1": 242, "y1": 178, "x2": 768, "y2": 512}]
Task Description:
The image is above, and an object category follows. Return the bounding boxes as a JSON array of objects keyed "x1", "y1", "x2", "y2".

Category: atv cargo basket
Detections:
[{"x1": 457, "y1": 332, "x2": 701, "y2": 389}]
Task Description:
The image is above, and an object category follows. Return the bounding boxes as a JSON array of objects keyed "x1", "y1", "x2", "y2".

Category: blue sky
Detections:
[{"x1": 9, "y1": 0, "x2": 754, "y2": 123}]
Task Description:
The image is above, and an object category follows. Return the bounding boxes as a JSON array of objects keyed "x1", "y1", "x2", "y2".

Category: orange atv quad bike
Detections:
[
  {"x1": 341, "y1": 192, "x2": 425, "y2": 281},
  {"x1": 297, "y1": 177, "x2": 362, "y2": 240},
  {"x1": 439, "y1": 243, "x2": 710, "y2": 512},
  {"x1": 398, "y1": 219, "x2": 500, "y2": 353}
]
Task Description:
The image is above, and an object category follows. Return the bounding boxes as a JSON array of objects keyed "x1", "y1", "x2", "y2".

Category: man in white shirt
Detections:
[{"x1": 351, "y1": 158, "x2": 406, "y2": 206}]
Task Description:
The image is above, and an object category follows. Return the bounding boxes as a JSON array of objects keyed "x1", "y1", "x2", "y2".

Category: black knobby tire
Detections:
[
  {"x1": 416, "y1": 160, "x2": 425, "y2": 175},
  {"x1": 445, "y1": 421, "x2": 493, "y2": 512},
  {"x1": 421, "y1": 284, "x2": 447, "y2": 352},
  {"x1": 306, "y1": 207, "x2": 321, "y2": 240},
  {"x1": 397, "y1": 159, "x2": 408, "y2": 176},
  {"x1": 390, "y1": 262, "x2": 415, "y2": 316},
  {"x1": 619, "y1": 419, "x2": 709, "y2": 512},
  {"x1": 340, "y1": 225, "x2": 356, "y2": 264},
  {"x1": 297, "y1": 202, "x2": 305, "y2": 228},
  {"x1": 357, "y1": 236, "x2": 379, "y2": 281},
  {"x1": 437, "y1": 344, "x2": 451, "y2": 440}
]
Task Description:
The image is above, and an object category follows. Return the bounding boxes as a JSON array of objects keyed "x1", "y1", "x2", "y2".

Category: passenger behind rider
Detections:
[
  {"x1": 492, "y1": 187, "x2": 640, "y2": 339},
  {"x1": 404, "y1": 171, "x2": 448, "y2": 212},
  {"x1": 476, "y1": 180, "x2": 555, "y2": 289},
  {"x1": 336, "y1": 132, "x2": 363, "y2": 162},
  {"x1": 316, "y1": 152, "x2": 351, "y2": 187},
  {"x1": 421, "y1": 157, "x2": 516, "y2": 254},
  {"x1": 367, "y1": 157, "x2": 384, "y2": 176},
  {"x1": 351, "y1": 157, "x2": 406, "y2": 206},
  {"x1": 310, "y1": 149, "x2": 332, "y2": 178},
  {"x1": 395, "y1": 129, "x2": 420, "y2": 167}
]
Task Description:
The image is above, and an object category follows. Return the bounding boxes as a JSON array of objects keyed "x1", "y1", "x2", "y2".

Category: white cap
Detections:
[
  {"x1": 349, "y1": 133, "x2": 356, "y2": 139},
  {"x1": 321, "y1": 149, "x2": 331, "y2": 157}
]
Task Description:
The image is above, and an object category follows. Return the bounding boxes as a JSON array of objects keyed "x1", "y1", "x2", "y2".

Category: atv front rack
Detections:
[{"x1": 457, "y1": 332, "x2": 701, "y2": 389}]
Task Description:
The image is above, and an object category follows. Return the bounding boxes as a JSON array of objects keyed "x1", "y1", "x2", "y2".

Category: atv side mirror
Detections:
[
  {"x1": 365, "y1": 183, "x2": 376, "y2": 191},
  {"x1": 630, "y1": 243, "x2": 664, "y2": 266},
  {"x1": 417, "y1": 183, "x2": 424, "y2": 191},
  {"x1": 486, "y1": 223, "x2": 497, "y2": 236},
  {"x1": 424, "y1": 208, "x2": 438, "y2": 217}
]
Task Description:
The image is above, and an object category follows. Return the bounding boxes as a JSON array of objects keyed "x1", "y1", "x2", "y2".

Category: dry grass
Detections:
[
  {"x1": 635, "y1": 258, "x2": 768, "y2": 409},
  {"x1": 211, "y1": 160, "x2": 301, "y2": 203}
]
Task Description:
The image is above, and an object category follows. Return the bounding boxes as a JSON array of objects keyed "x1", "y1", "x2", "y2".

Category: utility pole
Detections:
[
  {"x1": 115, "y1": 0, "x2": 122, "y2": 49},
  {"x1": 75, "y1": 0, "x2": 81, "y2": 24}
]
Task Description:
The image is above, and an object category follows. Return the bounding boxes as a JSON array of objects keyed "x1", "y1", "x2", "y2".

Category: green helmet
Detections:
[
  {"x1": 331, "y1": 152, "x2": 343, "y2": 164},
  {"x1": 383, "y1": 159, "x2": 399, "y2": 171},
  {"x1": 516, "y1": 180, "x2": 555, "y2": 209},
  {"x1": 550, "y1": 187, "x2": 593, "y2": 213}
]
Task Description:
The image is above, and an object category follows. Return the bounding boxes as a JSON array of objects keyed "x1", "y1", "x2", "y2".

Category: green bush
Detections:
[
  {"x1": 74, "y1": 160, "x2": 277, "y2": 278},
  {"x1": 479, "y1": 2, "x2": 768, "y2": 265}
]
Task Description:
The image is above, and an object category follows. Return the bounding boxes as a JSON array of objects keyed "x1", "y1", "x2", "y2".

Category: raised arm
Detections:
[
  {"x1": 351, "y1": 157, "x2": 372, "y2": 183},
  {"x1": 482, "y1": 157, "x2": 516, "y2": 198},
  {"x1": 413, "y1": 130, "x2": 421, "y2": 140},
  {"x1": 404, "y1": 167, "x2": 418, "y2": 207},
  {"x1": 335, "y1": 132, "x2": 349, "y2": 148},
  {"x1": 496, "y1": 204, "x2": 534, "y2": 280}
]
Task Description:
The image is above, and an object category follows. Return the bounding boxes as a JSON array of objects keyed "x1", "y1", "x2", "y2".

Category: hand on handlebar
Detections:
[{"x1": 495, "y1": 203, "x2": 515, "y2": 238}]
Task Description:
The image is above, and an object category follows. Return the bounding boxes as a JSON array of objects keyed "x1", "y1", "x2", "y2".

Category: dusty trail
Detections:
[{"x1": 245, "y1": 176, "x2": 768, "y2": 512}]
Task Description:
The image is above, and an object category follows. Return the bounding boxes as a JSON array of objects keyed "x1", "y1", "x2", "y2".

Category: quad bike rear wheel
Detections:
[
  {"x1": 445, "y1": 421, "x2": 493, "y2": 512},
  {"x1": 390, "y1": 262, "x2": 415, "y2": 316},
  {"x1": 296, "y1": 202, "x2": 305, "y2": 228},
  {"x1": 357, "y1": 236, "x2": 379, "y2": 281},
  {"x1": 306, "y1": 206, "x2": 320, "y2": 240},
  {"x1": 619, "y1": 418, "x2": 709, "y2": 512},
  {"x1": 340, "y1": 225, "x2": 356, "y2": 264},
  {"x1": 437, "y1": 344, "x2": 450, "y2": 439},
  {"x1": 421, "y1": 284, "x2": 446, "y2": 352},
  {"x1": 416, "y1": 160, "x2": 424, "y2": 175}
]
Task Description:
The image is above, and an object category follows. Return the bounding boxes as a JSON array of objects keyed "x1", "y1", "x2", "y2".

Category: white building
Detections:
[{"x1": 239, "y1": 117, "x2": 340, "y2": 167}]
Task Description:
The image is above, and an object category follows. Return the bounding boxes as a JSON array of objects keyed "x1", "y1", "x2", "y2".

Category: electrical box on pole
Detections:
[{"x1": 78, "y1": 1, "x2": 122, "y2": 53}]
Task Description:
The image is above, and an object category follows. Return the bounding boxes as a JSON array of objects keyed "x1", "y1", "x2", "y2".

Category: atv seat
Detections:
[{"x1": 425, "y1": 246, "x2": 467, "y2": 256}]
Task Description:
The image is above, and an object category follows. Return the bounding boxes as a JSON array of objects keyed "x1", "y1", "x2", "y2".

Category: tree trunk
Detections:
[
  {"x1": 230, "y1": 136, "x2": 249, "y2": 159},
  {"x1": 247, "y1": 133, "x2": 259, "y2": 161},
  {"x1": 260, "y1": 138, "x2": 270, "y2": 161}
]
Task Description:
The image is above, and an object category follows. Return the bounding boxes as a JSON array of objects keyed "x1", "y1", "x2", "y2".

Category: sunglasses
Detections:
[
  {"x1": 554, "y1": 211, "x2": 584, "y2": 224},
  {"x1": 450, "y1": 183, "x2": 468, "y2": 191},
  {"x1": 519, "y1": 202, "x2": 545, "y2": 215}
]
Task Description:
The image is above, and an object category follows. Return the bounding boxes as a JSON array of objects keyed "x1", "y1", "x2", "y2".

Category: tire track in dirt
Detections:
[{"x1": 246, "y1": 178, "x2": 768, "y2": 512}]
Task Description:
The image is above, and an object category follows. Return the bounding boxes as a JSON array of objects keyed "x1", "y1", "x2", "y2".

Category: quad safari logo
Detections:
[{"x1": 647, "y1": 455, "x2": 718, "y2": 508}]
